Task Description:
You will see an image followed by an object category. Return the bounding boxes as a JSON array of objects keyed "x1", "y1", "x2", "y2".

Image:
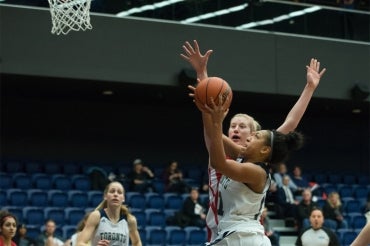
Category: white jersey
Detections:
[
  {"x1": 207, "y1": 162, "x2": 272, "y2": 246},
  {"x1": 92, "y1": 209, "x2": 129, "y2": 246},
  {"x1": 206, "y1": 164, "x2": 223, "y2": 242}
]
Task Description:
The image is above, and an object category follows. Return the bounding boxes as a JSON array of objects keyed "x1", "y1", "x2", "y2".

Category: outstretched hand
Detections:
[
  {"x1": 306, "y1": 58, "x2": 326, "y2": 89},
  {"x1": 180, "y1": 40, "x2": 213, "y2": 77}
]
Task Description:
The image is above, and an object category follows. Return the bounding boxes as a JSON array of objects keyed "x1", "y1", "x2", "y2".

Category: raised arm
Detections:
[
  {"x1": 277, "y1": 58, "x2": 326, "y2": 134},
  {"x1": 181, "y1": 40, "x2": 213, "y2": 82}
]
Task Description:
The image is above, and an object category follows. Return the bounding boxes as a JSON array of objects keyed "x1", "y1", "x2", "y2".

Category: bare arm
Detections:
[
  {"x1": 127, "y1": 214, "x2": 142, "y2": 246},
  {"x1": 77, "y1": 211, "x2": 101, "y2": 246},
  {"x1": 350, "y1": 222, "x2": 370, "y2": 246},
  {"x1": 277, "y1": 58, "x2": 326, "y2": 134}
]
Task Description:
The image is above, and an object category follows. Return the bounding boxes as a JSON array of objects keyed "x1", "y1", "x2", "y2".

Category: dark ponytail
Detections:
[{"x1": 269, "y1": 130, "x2": 304, "y2": 164}]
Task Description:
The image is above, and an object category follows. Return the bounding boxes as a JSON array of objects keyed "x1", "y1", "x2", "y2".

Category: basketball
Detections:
[{"x1": 194, "y1": 77, "x2": 233, "y2": 111}]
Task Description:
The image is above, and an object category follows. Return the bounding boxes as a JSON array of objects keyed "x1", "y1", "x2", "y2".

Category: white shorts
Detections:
[{"x1": 206, "y1": 230, "x2": 271, "y2": 246}]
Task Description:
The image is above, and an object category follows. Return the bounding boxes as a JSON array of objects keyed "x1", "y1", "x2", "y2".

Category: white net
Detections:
[{"x1": 48, "y1": 0, "x2": 92, "y2": 35}]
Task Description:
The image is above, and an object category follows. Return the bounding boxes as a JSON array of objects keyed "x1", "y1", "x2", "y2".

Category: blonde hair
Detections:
[
  {"x1": 327, "y1": 191, "x2": 342, "y2": 208},
  {"x1": 231, "y1": 113, "x2": 261, "y2": 132},
  {"x1": 95, "y1": 181, "x2": 130, "y2": 217}
]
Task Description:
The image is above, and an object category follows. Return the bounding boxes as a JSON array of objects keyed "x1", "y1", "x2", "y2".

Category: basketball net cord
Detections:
[{"x1": 48, "y1": 0, "x2": 92, "y2": 35}]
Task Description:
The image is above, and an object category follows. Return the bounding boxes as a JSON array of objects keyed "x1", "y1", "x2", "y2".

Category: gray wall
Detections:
[
  {"x1": 1, "y1": 4, "x2": 369, "y2": 175},
  {"x1": 1, "y1": 4, "x2": 369, "y2": 101}
]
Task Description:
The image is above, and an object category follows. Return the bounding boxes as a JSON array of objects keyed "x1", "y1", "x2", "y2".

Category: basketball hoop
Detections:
[{"x1": 48, "y1": 0, "x2": 92, "y2": 35}]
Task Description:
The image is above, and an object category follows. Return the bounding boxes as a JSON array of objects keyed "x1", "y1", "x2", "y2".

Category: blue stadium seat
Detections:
[
  {"x1": 45, "y1": 207, "x2": 66, "y2": 226},
  {"x1": 71, "y1": 175, "x2": 91, "y2": 191},
  {"x1": 65, "y1": 207, "x2": 86, "y2": 225},
  {"x1": 146, "y1": 209, "x2": 166, "y2": 227},
  {"x1": 69, "y1": 190, "x2": 89, "y2": 207},
  {"x1": 26, "y1": 225, "x2": 41, "y2": 239},
  {"x1": 336, "y1": 228, "x2": 353, "y2": 243},
  {"x1": 345, "y1": 200, "x2": 361, "y2": 213},
  {"x1": 128, "y1": 193, "x2": 146, "y2": 210},
  {"x1": 353, "y1": 185, "x2": 368, "y2": 199},
  {"x1": 0, "y1": 173, "x2": 13, "y2": 189},
  {"x1": 199, "y1": 193, "x2": 209, "y2": 206},
  {"x1": 63, "y1": 162, "x2": 81, "y2": 175},
  {"x1": 48, "y1": 190, "x2": 69, "y2": 207},
  {"x1": 186, "y1": 169, "x2": 203, "y2": 185},
  {"x1": 44, "y1": 162, "x2": 63, "y2": 174},
  {"x1": 338, "y1": 185, "x2": 353, "y2": 199},
  {"x1": 186, "y1": 227, "x2": 206, "y2": 245},
  {"x1": 132, "y1": 210, "x2": 146, "y2": 229},
  {"x1": 24, "y1": 161, "x2": 43, "y2": 173},
  {"x1": 88, "y1": 190, "x2": 103, "y2": 207},
  {"x1": 0, "y1": 190, "x2": 7, "y2": 206},
  {"x1": 32, "y1": 173, "x2": 53, "y2": 190},
  {"x1": 351, "y1": 214, "x2": 367, "y2": 230},
  {"x1": 28, "y1": 189, "x2": 49, "y2": 206},
  {"x1": 342, "y1": 174, "x2": 356, "y2": 185},
  {"x1": 5, "y1": 161, "x2": 24, "y2": 173},
  {"x1": 146, "y1": 227, "x2": 166, "y2": 245},
  {"x1": 138, "y1": 228, "x2": 147, "y2": 246},
  {"x1": 23, "y1": 206, "x2": 45, "y2": 226},
  {"x1": 62, "y1": 225, "x2": 76, "y2": 240},
  {"x1": 7, "y1": 189, "x2": 28, "y2": 205},
  {"x1": 146, "y1": 194, "x2": 165, "y2": 210},
  {"x1": 165, "y1": 226, "x2": 186, "y2": 245},
  {"x1": 327, "y1": 174, "x2": 342, "y2": 184},
  {"x1": 165, "y1": 194, "x2": 183, "y2": 210},
  {"x1": 152, "y1": 180, "x2": 166, "y2": 194},
  {"x1": 322, "y1": 183, "x2": 337, "y2": 195},
  {"x1": 341, "y1": 231, "x2": 358, "y2": 246},
  {"x1": 357, "y1": 175, "x2": 369, "y2": 185},
  {"x1": 52, "y1": 174, "x2": 72, "y2": 191},
  {"x1": 2, "y1": 206, "x2": 23, "y2": 222},
  {"x1": 313, "y1": 173, "x2": 327, "y2": 184},
  {"x1": 125, "y1": 191, "x2": 140, "y2": 202},
  {"x1": 13, "y1": 173, "x2": 33, "y2": 189}
]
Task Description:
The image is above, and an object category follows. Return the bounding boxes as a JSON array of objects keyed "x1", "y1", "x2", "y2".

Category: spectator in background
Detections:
[
  {"x1": 273, "y1": 163, "x2": 301, "y2": 195},
  {"x1": 296, "y1": 208, "x2": 340, "y2": 246},
  {"x1": 0, "y1": 210, "x2": 17, "y2": 246},
  {"x1": 127, "y1": 158, "x2": 155, "y2": 193},
  {"x1": 296, "y1": 188, "x2": 319, "y2": 232},
  {"x1": 14, "y1": 224, "x2": 36, "y2": 246},
  {"x1": 260, "y1": 207, "x2": 280, "y2": 246},
  {"x1": 276, "y1": 175, "x2": 299, "y2": 219},
  {"x1": 322, "y1": 191, "x2": 348, "y2": 230},
  {"x1": 291, "y1": 165, "x2": 310, "y2": 191},
  {"x1": 35, "y1": 219, "x2": 65, "y2": 246},
  {"x1": 162, "y1": 160, "x2": 190, "y2": 194},
  {"x1": 181, "y1": 187, "x2": 207, "y2": 228}
]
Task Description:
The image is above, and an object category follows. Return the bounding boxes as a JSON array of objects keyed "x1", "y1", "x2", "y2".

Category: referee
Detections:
[{"x1": 296, "y1": 207, "x2": 340, "y2": 246}]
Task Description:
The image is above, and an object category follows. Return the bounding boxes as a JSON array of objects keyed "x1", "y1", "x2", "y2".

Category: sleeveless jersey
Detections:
[
  {"x1": 205, "y1": 156, "x2": 239, "y2": 242},
  {"x1": 206, "y1": 164, "x2": 223, "y2": 242},
  {"x1": 92, "y1": 209, "x2": 129, "y2": 246},
  {"x1": 207, "y1": 161, "x2": 271, "y2": 245}
]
